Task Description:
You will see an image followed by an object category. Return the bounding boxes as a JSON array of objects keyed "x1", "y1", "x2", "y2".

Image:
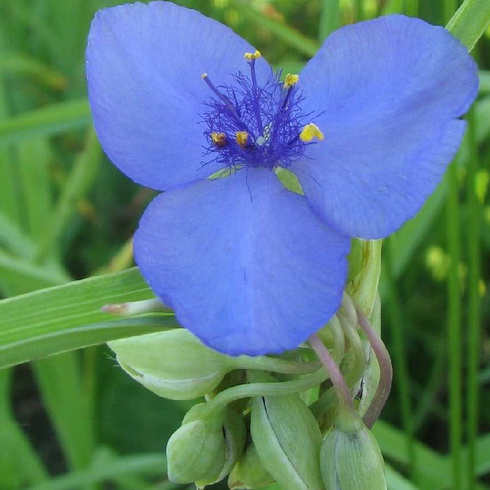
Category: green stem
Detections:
[
  {"x1": 236, "y1": 355, "x2": 320, "y2": 375},
  {"x1": 446, "y1": 0, "x2": 490, "y2": 51},
  {"x1": 384, "y1": 240, "x2": 417, "y2": 480},
  {"x1": 465, "y1": 108, "x2": 480, "y2": 490},
  {"x1": 318, "y1": 316, "x2": 346, "y2": 364},
  {"x1": 309, "y1": 334, "x2": 356, "y2": 414},
  {"x1": 329, "y1": 316, "x2": 346, "y2": 364},
  {"x1": 338, "y1": 307, "x2": 366, "y2": 387},
  {"x1": 446, "y1": 147, "x2": 463, "y2": 490},
  {"x1": 204, "y1": 368, "x2": 328, "y2": 414},
  {"x1": 356, "y1": 306, "x2": 393, "y2": 429}
]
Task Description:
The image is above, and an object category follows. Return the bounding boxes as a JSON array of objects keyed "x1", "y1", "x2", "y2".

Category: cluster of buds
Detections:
[{"x1": 107, "y1": 240, "x2": 390, "y2": 489}]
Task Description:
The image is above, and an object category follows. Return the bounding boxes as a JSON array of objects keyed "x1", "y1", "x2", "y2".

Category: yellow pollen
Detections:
[
  {"x1": 283, "y1": 73, "x2": 299, "y2": 89},
  {"x1": 300, "y1": 123, "x2": 325, "y2": 142},
  {"x1": 211, "y1": 132, "x2": 227, "y2": 147},
  {"x1": 244, "y1": 50, "x2": 262, "y2": 61},
  {"x1": 236, "y1": 131, "x2": 249, "y2": 147}
]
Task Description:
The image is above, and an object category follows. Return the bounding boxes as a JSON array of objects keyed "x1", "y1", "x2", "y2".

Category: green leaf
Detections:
[
  {"x1": 0, "y1": 54, "x2": 66, "y2": 89},
  {"x1": 446, "y1": 0, "x2": 490, "y2": 51},
  {"x1": 0, "y1": 249, "x2": 69, "y2": 295},
  {"x1": 0, "y1": 98, "x2": 90, "y2": 146},
  {"x1": 28, "y1": 452, "x2": 175, "y2": 490},
  {"x1": 0, "y1": 267, "x2": 179, "y2": 368},
  {"x1": 229, "y1": 0, "x2": 319, "y2": 57},
  {"x1": 319, "y1": 0, "x2": 340, "y2": 40}
]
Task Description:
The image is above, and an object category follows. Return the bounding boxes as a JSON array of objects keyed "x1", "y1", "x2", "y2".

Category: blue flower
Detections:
[{"x1": 87, "y1": 2, "x2": 478, "y2": 355}]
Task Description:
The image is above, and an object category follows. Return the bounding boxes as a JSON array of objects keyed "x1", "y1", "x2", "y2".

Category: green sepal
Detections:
[
  {"x1": 228, "y1": 441, "x2": 274, "y2": 489},
  {"x1": 320, "y1": 411, "x2": 386, "y2": 490},
  {"x1": 108, "y1": 329, "x2": 234, "y2": 400},
  {"x1": 250, "y1": 373, "x2": 324, "y2": 490}
]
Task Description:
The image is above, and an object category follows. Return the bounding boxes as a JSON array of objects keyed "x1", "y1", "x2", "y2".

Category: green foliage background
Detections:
[{"x1": 0, "y1": 0, "x2": 489, "y2": 488}]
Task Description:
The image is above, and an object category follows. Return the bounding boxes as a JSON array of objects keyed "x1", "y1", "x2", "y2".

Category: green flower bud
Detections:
[
  {"x1": 250, "y1": 374, "x2": 324, "y2": 490},
  {"x1": 166, "y1": 403, "x2": 226, "y2": 484},
  {"x1": 108, "y1": 329, "x2": 234, "y2": 399},
  {"x1": 196, "y1": 408, "x2": 247, "y2": 488},
  {"x1": 228, "y1": 442, "x2": 274, "y2": 489},
  {"x1": 320, "y1": 412, "x2": 386, "y2": 490}
]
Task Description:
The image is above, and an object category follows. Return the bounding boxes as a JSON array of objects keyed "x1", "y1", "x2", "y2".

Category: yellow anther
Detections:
[
  {"x1": 283, "y1": 73, "x2": 299, "y2": 89},
  {"x1": 236, "y1": 131, "x2": 249, "y2": 147},
  {"x1": 244, "y1": 50, "x2": 262, "y2": 61},
  {"x1": 211, "y1": 132, "x2": 227, "y2": 147},
  {"x1": 201, "y1": 73, "x2": 208, "y2": 79},
  {"x1": 300, "y1": 123, "x2": 325, "y2": 142}
]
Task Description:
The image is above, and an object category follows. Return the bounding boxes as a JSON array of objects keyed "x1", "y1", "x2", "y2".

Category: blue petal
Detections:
[
  {"x1": 87, "y1": 1, "x2": 271, "y2": 191},
  {"x1": 134, "y1": 168, "x2": 350, "y2": 356},
  {"x1": 292, "y1": 15, "x2": 478, "y2": 239}
]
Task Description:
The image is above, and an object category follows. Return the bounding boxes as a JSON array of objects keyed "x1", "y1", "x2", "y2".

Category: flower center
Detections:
[{"x1": 201, "y1": 50, "x2": 324, "y2": 170}]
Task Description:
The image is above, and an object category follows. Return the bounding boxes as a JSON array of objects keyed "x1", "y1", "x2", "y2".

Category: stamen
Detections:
[
  {"x1": 283, "y1": 73, "x2": 299, "y2": 89},
  {"x1": 211, "y1": 132, "x2": 227, "y2": 147},
  {"x1": 244, "y1": 50, "x2": 262, "y2": 61},
  {"x1": 201, "y1": 53, "x2": 318, "y2": 170},
  {"x1": 236, "y1": 131, "x2": 249, "y2": 148},
  {"x1": 201, "y1": 73, "x2": 242, "y2": 124},
  {"x1": 300, "y1": 123, "x2": 324, "y2": 142}
]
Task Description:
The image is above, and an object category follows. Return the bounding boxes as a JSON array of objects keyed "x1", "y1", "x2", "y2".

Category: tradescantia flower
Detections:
[{"x1": 87, "y1": 2, "x2": 478, "y2": 356}]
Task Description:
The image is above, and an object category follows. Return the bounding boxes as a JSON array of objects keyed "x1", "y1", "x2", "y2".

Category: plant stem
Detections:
[
  {"x1": 356, "y1": 306, "x2": 393, "y2": 429},
  {"x1": 465, "y1": 108, "x2": 480, "y2": 490},
  {"x1": 309, "y1": 333, "x2": 355, "y2": 415}
]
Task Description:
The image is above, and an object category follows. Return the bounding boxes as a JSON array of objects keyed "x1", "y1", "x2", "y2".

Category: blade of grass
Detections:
[
  {"x1": 381, "y1": 0, "x2": 404, "y2": 15},
  {"x1": 0, "y1": 47, "x2": 21, "y2": 224},
  {"x1": 34, "y1": 126, "x2": 102, "y2": 262},
  {"x1": 465, "y1": 108, "x2": 481, "y2": 490},
  {"x1": 442, "y1": 2, "x2": 487, "y2": 487},
  {"x1": 0, "y1": 98, "x2": 90, "y2": 147},
  {"x1": 319, "y1": 0, "x2": 340, "y2": 41},
  {"x1": 0, "y1": 370, "x2": 48, "y2": 486},
  {"x1": 0, "y1": 267, "x2": 180, "y2": 368},
  {"x1": 0, "y1": 54, "x2": 66, "y2": 90},
  {"x1": 33, "y1": 353, "x2": 95, "y2": 470},
  {"x1": 1, "y1": 316, "x2": 175, "y2": 370},
  {"x1": 445, "y1": 139, "x2": 463, "y2": 490},
  {"x1": 479, "y1": 70, "x2": 490, "y2": 93},
  {"x1": 374, "y1": 420, "x2": 449, "y2": 490},
  {"x1": 406, "y1": 0, "x2": 419, "y2": 17},
  {"x1": 229, "y1": 0, "x2": 319, "y2": 57},
  {"x1": 17, "y1": 138, "x2": 54, "y2": 241},
  {"x1": 0, "y1": 210, "x2": 35, "y2": 258},
  {"x1": 28, "y1": 453, "x2": 175, "y2": 490},
  {"x1": 0, "y1": 249, "x2": 69, "y2": 295},
  {"x1": 382, "y1": 240, "x2": 417, "y2": 483},
  {"x1": 446, "y1": 0, "x2": 490, "y2": 51},
  {"x1": 374, "y1": 420, "x2": 490, "y2": 490}
]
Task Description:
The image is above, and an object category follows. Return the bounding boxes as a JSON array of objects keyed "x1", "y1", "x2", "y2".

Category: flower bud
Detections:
[
  {"x1": 320, "y1": 412, "x2": 386, "y2": 490},
  {"x1": 228, "y1": 442, "x2": 274, "y2": 489},
  {"x1": 166, "y1": 403, "x2": 226, "y2": 484},
  {"x1": 250, "y1": 375, "x2": 323, "y2": 490},
  {"x1": 108, "y1": 329, "x2": 235, "y2": 399},
  {"x1": 196, "y1": 408, "x2": 247, "y2": 487}
]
